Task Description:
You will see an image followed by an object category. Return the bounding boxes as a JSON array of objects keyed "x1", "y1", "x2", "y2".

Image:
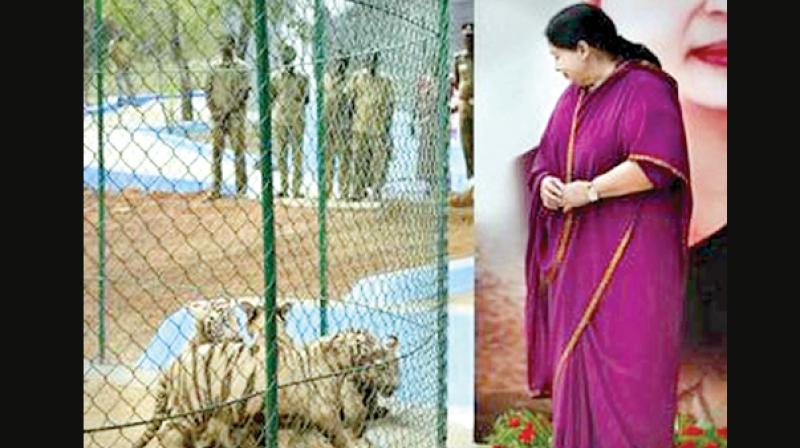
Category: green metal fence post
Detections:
[
  {"x1": 313, "y1": 0, "x2": 329, "y2": 337},
  {"x1": 435, "y1": 0, "x2": 451, "y2": 446},
  {"x1": 254, "y1": 1, "x2": 278, "y2": 447},
  {"x1": 94, "y1": 0, "x2": 107, "y2": 364}
]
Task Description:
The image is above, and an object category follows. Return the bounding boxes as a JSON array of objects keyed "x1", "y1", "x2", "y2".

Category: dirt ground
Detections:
[{"x1": 83, "y1": 188, "x2": 473, "y2": 364}]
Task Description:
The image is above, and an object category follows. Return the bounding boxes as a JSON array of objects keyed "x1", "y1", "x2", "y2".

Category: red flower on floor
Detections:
[
  {"x1": 518, "y1": 422, "x2": 536, "y2": 444},
  {"x1": 508, "y1": 417, "x2": 521, "y2": 428},
  {"x1": 682, "y1": 425, "x2": 705, "y2": 436},
  {"x1": 676, "y1": 441, "x2": 696, "y2": 448},
  {"x1": 716, "y1": 427, "x2": 727, "y2": 439},
  {"x1": 704, "y1": 442, "x2": 719, "y2": 448}
]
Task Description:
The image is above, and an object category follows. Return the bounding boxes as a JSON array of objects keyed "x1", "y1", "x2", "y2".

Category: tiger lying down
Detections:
[{"x1": 133, "y1": 299, "x2": 401, "y2": 448}]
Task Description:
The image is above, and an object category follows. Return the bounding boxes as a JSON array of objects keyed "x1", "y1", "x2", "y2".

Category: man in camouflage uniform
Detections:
[
  {"x1": 204, "y1": 36, "x2": 251, "y2": 199},
  {"x1": 447, "y1": 22, "x2": 474, "y2": 208},
  {"x1": 322, "y1": 55, "x2": 353, "y2": 200},
  {"x1": 109, "y1": 33, "x2": 135, "y2": 104},
  {"x1": 270, "y1": 44, "x2": 309, "y2": 199},
  {"x1": 452, "y1": 22, "x2": 474, "y2": 181},
  {"x1": 347, "y1": 52, "x2": 394, "y2": 201}
]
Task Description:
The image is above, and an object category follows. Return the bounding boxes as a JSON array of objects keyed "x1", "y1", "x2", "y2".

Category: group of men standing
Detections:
[
  {"x1": 106, "y1": 28, "x2": 474, "y2": 204},
  {"x1": 203, "y1": 37, "x2": 395, "y2": 202},
  {"x1": 318, "y1": 51, "x2": 395, "y2": 201}
]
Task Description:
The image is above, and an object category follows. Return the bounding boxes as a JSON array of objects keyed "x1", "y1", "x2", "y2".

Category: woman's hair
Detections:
[{"x1": 545, "y1": 3, "x2": 661, "y2": 68}]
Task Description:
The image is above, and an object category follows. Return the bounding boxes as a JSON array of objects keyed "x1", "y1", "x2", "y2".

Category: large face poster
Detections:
[{"x1": 474, "y1": 0, "x2": 727, "y2": 440}]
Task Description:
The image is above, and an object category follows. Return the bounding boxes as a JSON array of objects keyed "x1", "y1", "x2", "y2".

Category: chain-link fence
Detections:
[{"x1": 84, "y1": 0, "x2": 451, "y2": 447}]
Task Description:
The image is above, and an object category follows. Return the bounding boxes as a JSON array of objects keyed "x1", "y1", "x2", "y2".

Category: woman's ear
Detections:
[{"x1": 576, "y1": 40, "x2": 591, "y2": 59}]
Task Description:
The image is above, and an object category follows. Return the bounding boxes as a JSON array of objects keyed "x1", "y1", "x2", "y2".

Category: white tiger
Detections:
[
  {"x1": 132, "y1": 322, "x2": 398, "y2": 448},
  {"x1": 186, "y1": 296, "x2": 401, "y2": 431},
  {"x1": 185, "y1": 296, "x2": 266, "y2": 346},
  {"x1": 259, "y1": 330, "x2": 400, "y2": 446}
]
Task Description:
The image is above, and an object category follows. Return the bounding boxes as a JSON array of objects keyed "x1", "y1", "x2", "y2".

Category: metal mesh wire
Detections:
[{"x1": 84, "y1": 0, "x2": 450, "y2": 447}]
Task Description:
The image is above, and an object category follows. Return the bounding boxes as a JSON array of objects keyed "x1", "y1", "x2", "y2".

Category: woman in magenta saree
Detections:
[{"x1": 524, "y1": 5, "x2": 692, "y2": 447}]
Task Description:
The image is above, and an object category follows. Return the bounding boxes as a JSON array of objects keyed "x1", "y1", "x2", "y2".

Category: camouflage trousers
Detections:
[
  {"x1": 351, "y1": 130, "x2": 391, "y2": 200},
  {"x1": 322, "y1": 123, "x2": 351, "y2": 200},
  {"x1": 273, "y1": 119, "x2": 304, "y2": 197},
  {"x1": 115, "y1": 68, "x2": 135, "y2": 102},
  {"x1": 211, "y1": 112, "x2": 247, "y2": 196}
]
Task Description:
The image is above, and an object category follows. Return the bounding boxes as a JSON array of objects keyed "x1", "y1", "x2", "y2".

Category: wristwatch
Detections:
[{"x1": 587, "y1": 181, "x2": 600, "y2": 203}]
